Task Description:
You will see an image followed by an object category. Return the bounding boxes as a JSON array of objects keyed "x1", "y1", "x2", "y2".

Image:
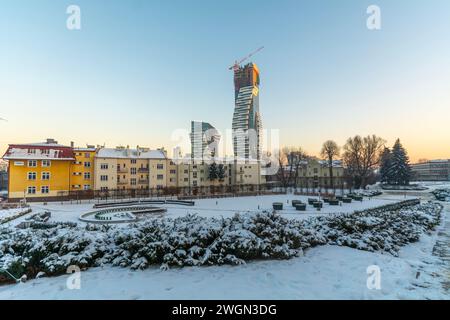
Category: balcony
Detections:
[
  {"x1": 117, "y1": 167, "x2": 128, "y2": 173},
  {"x1": 138, "y1": 179, "x2": 149, "y2": 184},
  {"x1": 117, "y1": 179, "x2": 129, "y2": 185},
  {"x1": 138, "y1": 167, "x2": 149, "y2": 173}
]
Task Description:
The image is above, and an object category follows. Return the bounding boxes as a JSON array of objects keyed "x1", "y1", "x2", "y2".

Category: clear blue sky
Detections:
[{"x1": 1, "y1": 0, "x2": 450, "y2": 161}]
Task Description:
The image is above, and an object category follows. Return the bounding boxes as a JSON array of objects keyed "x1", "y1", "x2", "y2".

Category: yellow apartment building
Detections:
[
  {"x1": 70, "y1": 146, "x2": 97, "y2": 192},
  {"x1": 2, "y1": 139, "x2": 75, "y2": 201}
]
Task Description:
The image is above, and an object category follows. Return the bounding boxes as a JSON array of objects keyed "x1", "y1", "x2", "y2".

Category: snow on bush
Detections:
[{"x1": 0, "y1": 200, "x2": 442, "y2": 282}]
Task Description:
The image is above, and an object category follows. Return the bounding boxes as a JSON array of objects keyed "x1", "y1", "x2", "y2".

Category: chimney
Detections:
[
  {"x1": 70, "y1": 141, "x2": 74, "y2": 148},
  {"x1": 46, "y1": 138, "x2": 57, "y2": 144}
]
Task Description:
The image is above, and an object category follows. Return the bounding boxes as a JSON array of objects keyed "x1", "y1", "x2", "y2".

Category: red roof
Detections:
[{"x1": 2, "y1": 143, "x2": 76, "y2": 160}]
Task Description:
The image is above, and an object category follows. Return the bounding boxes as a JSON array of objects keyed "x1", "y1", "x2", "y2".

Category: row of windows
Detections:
[
  {"x1": 27, "y1": 186, "x2": 49, "y2": 194},
  {"x1": 75, "y1": 152, "x2": 92, "y2": 158},
  {"x1": 27, "y1": 184, "x2": 91, "y2": 194},
  {"x1": 27, "y1": 172, "x2": 91, "y2": 180},
  {"x1": 73, "y1": 172, "x2": 91, "y2": 179},
  {"x1": 28, "y1": 172, "x2": 50, "y2": 180},
  {"x1": 73, "y1": 161, "x2": 91, "y2": 167},
  {"x1": 100, "y1": 174, "x2": 165, "y2": 182},
  {"x1": 27, "y1": 160, "x2": 51, "y2": 167},
  {"x1": 100, "y1": 164, "x2": 165, "y2": 170}
]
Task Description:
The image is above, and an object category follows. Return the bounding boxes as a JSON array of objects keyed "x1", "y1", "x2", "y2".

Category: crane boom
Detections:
[{"x1": 229, "y1": 46, "x2": 264, "y2": 71}]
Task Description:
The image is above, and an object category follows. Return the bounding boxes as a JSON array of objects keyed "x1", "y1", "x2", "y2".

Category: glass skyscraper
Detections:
[{"x1": 232, "y1": 63, "x2": 263, "y2": 161}]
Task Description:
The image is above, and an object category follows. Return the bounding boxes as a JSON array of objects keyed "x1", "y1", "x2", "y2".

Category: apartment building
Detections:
[
  {"x1": 71, "y1": 146, "x2": 97, "y2": 191},
  {"x1": 3, "y1": 139, "x2": 267, "y2": 200},
  {"x1": 295, "y1": 159, "x2": 345, "y2": 188},
  {"x1": 2, "y1": 139, "x2": 75, "y2": 201},
  {"x1": 411, "y1": 160, "x2": 450, "y2": 181},
  {"x1": 94, "y1": 146, "x2": 169, "y2": 191}
]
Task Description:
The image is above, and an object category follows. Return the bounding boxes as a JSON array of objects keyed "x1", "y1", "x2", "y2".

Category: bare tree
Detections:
[
  {"x1": 342, "y1": 135, "x2": 385, "y2": 189},
  {"x1": 276, "y1": 147, "x2": 308, "y2": 190},
  {"x1": 320, "y1": 140, "x2": 340, "y2": 191}
]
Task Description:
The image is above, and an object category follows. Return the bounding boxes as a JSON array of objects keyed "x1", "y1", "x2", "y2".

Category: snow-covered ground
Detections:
[
  {"x1": 0, "y1": 208, "x2": 29, "y2": 222},
  {"x1": 3, "y1": 194, "x2": 415, "y2": 228},
  {"x1": 1, "y1": 207, "x2": 447, "y2": 299},
  {"x1": 0, "y1": 193, "x2": 448, "y2": 300}
]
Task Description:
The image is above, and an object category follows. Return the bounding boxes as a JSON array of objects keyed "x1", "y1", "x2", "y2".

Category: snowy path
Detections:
[{"x1": 432, "y1": 204, "x2": 450, "y2": 292}]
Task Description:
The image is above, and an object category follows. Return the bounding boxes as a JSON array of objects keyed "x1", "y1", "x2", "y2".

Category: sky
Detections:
[{"x1": 1, "y1": 0, "x2": 450, "y2": 162}]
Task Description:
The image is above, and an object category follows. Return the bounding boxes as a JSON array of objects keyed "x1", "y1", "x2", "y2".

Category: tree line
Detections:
[{"x1": 276, "y1": 135, "x2": 412, "y2": 190}]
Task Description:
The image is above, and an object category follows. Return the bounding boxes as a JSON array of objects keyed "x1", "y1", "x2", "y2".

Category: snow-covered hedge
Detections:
[{"x1": 0, "y1": 200, "x2": 442, "y2": 282}]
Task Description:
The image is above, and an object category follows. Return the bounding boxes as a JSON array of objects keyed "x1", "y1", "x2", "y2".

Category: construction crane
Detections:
[{"x1": 229, "y1": 46, "x2": 264, "y2": 71}]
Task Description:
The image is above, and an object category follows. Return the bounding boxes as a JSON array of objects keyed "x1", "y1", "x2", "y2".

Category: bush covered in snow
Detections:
[{"x1": 0, "y1": 200, "x2": 442, "y2": 283}]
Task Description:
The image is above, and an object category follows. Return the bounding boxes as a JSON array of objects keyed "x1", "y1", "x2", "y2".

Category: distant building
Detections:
[
  {"x1": 411, "y1": 160, "x2": 450, "y2": 181},
  {"x1": 295, "y1": 159, "x2": 345, "y2": 189},
  {"x1": 232, "y1": 63, "x2": 263, "y2": 161},
  {"x1": 190, "y1": 121, "x2": 220, "y2": 161}
]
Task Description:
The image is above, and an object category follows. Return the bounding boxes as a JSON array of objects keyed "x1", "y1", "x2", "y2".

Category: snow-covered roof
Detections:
[
  {"x1": 96, "y1": 148, "x2": 167, "y2": 160},
  {"x1": 2, "y1": 143, "x2": 75, "y2": 161}
]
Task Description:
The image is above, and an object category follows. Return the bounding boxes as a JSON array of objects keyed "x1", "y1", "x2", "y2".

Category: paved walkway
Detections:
[{"x1": 432, "y1": 203, "x2": 450, "y2": 292}]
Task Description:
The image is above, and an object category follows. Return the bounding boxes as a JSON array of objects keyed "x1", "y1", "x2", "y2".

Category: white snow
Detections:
[
  {"x1": 0, "y1": 193, "x2": 447, "y2": 300},
  {"x1": 0, "y1": 231, "x2": 446, "y2": 300},
  {"x1": 3, "y1": 194, "x2": 414, "y2": 227}
]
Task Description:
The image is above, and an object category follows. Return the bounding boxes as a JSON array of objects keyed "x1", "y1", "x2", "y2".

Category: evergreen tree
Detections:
[
  {"x1": 388, "y1": 139, "x2": 412, "y2": 185},
  {"x1": 208, "y1": 162, "x2": 218, "y2": 181},
  {"x1": 379, "y1": 147, "x2": 392, "y2": 184},
  {"x1": 217, "y1": 164, "x2": 225, "y2": 181}
]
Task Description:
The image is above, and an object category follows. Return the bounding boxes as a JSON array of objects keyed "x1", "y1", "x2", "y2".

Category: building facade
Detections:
[
  {"x1": 71, "y1": 146, "x2": 97, "y2": 192},
  {"x1": 2, "y1": 139, "x2": 75, "y2": 200},
  {"x1": 3, "y1": 139, "x2": 267, "y2": 201},
  {"x1": 190, "y1": 121, "x2": 220, "y2": 161},
  {"x1": 411, "y1": 160, "x2": 450, "y2": 181},
  {"x1": 94, "y1": 147, "x2": 169, "y2": 192},
  {"x1": 232, "y1": 63, "x2": 263, "y2": 161},
  {"x1": 295, "y1": 159, "x2": 345, "y2": 189}
]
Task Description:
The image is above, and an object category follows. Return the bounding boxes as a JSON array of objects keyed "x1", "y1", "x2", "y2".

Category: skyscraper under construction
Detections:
[{"x1": 231, "y1": 63, "x2": 263, "y2": 161}]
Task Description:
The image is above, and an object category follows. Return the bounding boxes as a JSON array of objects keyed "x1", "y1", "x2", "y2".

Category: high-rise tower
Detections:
[{"x1": 232, "y1": 63, "x2": 262, "y2": 161}]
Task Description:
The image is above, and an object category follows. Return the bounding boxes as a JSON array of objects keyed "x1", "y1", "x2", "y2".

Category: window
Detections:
[
  {"x1": 131, "y1": 168, "x2": 137, "y2": 175},
  {"x1": 28, "y1": 172, "x2": 37, "y2": 180},
  {"x1": 41, "y1": 172, "x2": 50, "y2": 180},
  {"x1": 184, "y1": 178, "x2": 188, "y2": 182},
  {"x1": 157, "y1": 164, "x2": 164, "y2": 170},
  {"x1": 193, "y1": 172, "x2": 197, "y2": 178},
  {"x1": 100, "y1": 164, "x2": 109, "y2": 170},
  {"x1": 41, "y1": 186, "x2": 49, "y2": 194},
  {"x1": 130, "y1": 178, "x2": 136, "y2": 185},
  {"x1": 28, "y1": 149, "x2": 36, "y2": 154},
  {"x1": 131, "y1": 159, "x2": 137, "y2": 164},
  {"x1": 157, "y1": 174, "x2": 164, "y2": 180},
  {"x1": 27, "y1": 186, "x2": 36, "y2": 194},
  {"x1": 170, "y1": 169, "x2": 176, "y2": 174},
  {"x1": 100, "y1": 187, "x2": 108, "y2": 192},
  {"x1": 193, "y1": 181, "x2": 198, "y2": 187},
  {"x1": 84, "y1": 162, "x2": 91, "y2": 168},
  {"x1": 100, "y1": 175, "x2": 108, "y2": 181},
  {"x1": 84, "y1": 172, "x2": 91, "y2": 180},
  {"x1": 28, "y1": 160, "x2": 37, "y2": 167},
  {"x1": 85, "y1": 153, "x2": 90, "y2": 158},
  {"x1": 84, "y1": 185, "x2": 91, "y2": 190},
  {"x1": 42, "y1": 160, "x2": 51, "y2": 167},
  {"x1": 184, "y1": 170, "x2": 188, "y2": 174}
]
